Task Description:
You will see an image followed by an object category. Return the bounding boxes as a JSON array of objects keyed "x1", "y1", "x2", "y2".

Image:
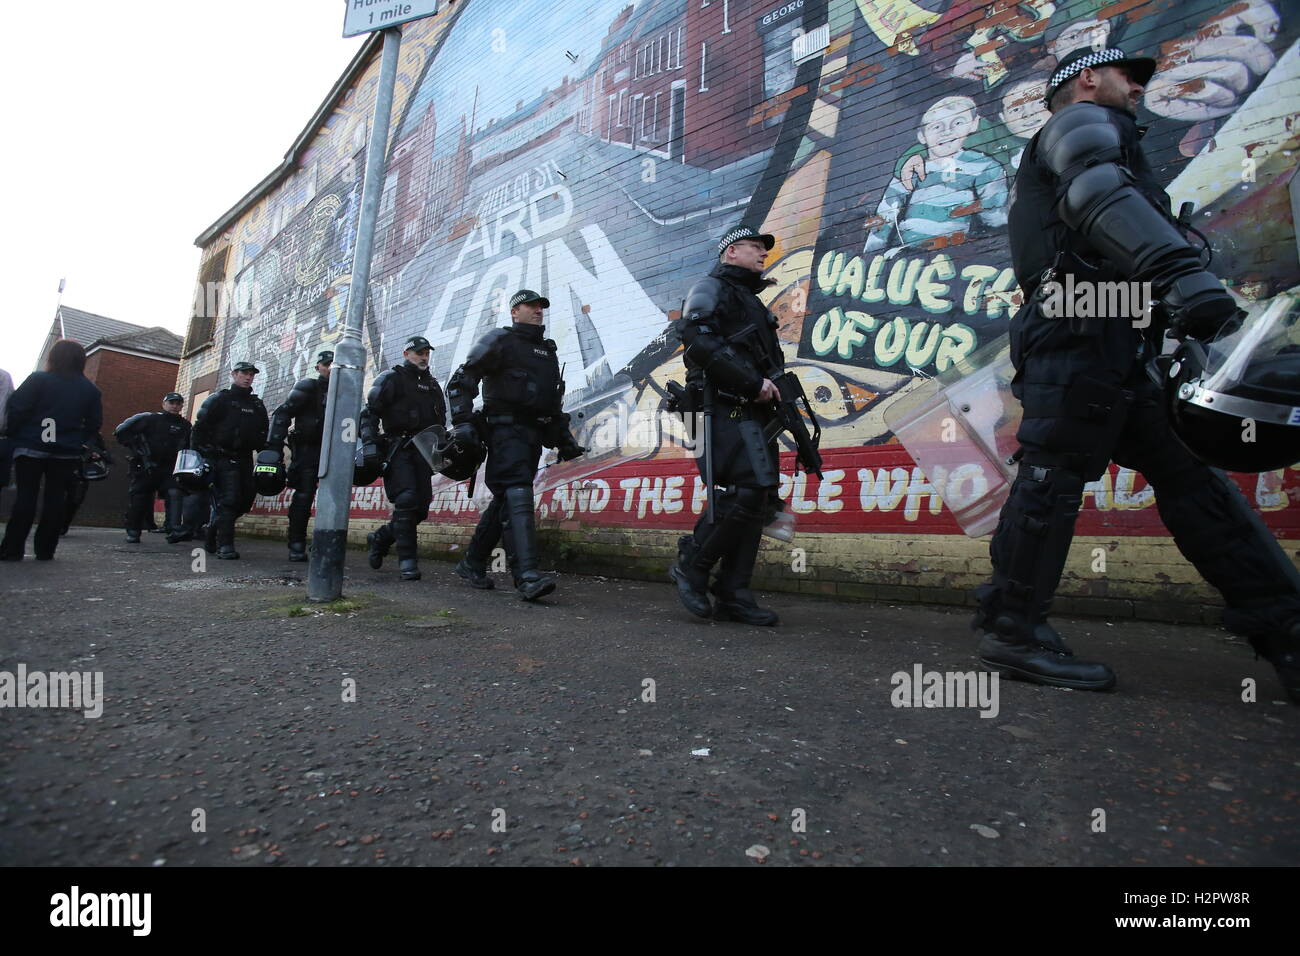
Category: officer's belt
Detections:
[
  {"x1": 710, "y1": 388, "x2": 752, "y2": 406},
  {"x1": 484, "y1": 413, "x2": 554, "y2": 427}
]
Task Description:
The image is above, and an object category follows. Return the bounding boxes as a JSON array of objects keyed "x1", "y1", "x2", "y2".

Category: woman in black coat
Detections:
[{"x1": 0, "y1": 339, "x2": 103, "y2": 560}]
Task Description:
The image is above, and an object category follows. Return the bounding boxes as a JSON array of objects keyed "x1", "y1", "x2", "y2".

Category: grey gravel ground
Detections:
[{"x1": 1, "y1": 526, "x2": 1296, "y2": 866}]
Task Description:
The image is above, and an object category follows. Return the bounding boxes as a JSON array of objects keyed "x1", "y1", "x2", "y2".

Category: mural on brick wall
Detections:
[{"x1": 217, "y1": 0, "x2": 1300, "y2": 535}]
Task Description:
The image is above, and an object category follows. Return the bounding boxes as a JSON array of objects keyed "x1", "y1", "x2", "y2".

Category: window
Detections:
[
  {"x1": 618, "y1": 89, "x2": 627, "y2": 126},
  {"x1": 699, "y1": 42, "x2": 708, "y2": 92},
  {"x1": 379, "y1": 169, "x2": 399, "y2": 217},
  {"x1": 651, "y1": 92, "x2": 661, "y2": 139},
  {"x1": 183, "y1": 246, "x2": 230, "y2": 356},
  {"x1": 676, "y1": 27, "x2": 684, "y2": 68}
]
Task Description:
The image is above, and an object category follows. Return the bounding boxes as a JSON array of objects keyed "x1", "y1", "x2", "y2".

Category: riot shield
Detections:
[
  {"x1": 884, "y1": 335, "x2": 1022, "y2": 538},
  {"x1": 410, "y1": 425, "x2": 449, "y2": 473}
]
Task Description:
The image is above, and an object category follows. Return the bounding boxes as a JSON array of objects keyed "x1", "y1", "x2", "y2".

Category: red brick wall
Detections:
[{"x1": 76, "y1": 350, "x2": 180, "y2": 528}]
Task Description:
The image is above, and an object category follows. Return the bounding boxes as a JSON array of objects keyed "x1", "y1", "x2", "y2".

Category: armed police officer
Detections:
[
  {"x1": 669, "y1": 227, "x2": 792, "y2": 626},
  {"x1": 446, "y1": 290, "x2": 584, "y2": 601},
  {"x1": 265, "y1": 350, "x2": 333, "y2": 562},
  {"x1": 977, "y1": 47, "x2": 1300, "y2": 700},
  {"x1": 115, "y1": 392, "x2": 190, "y2": 544},
  {"x1": 359, "y1": 335, "x2": 446, "y2": 582},
  {"x1": 191, "y1": 361, "x2": 269, "y2": 560}
]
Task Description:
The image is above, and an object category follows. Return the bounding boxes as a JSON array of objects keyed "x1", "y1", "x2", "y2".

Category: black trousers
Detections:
[
  {"x1": 484, "y1": 421, "x2": 544, "y2": 495},
  {"x1": 1, "y1": 456, "x2": 78, "y2": 559},
  {"x1": 286, "y1": 442, "x2": 321, "y2": 544},
  {"x1": 382, "y1": 441, "x2": 433, "y2": 560},
  {"x1": 125, "y1": 464, "x2": 178, "y2": 533},
  {"x1": 210, "y1": 454, "x2": 256, "y2": 548},
  {"x1": 979, "y1": 316, "x2": 1300, "y2": 640},
  {"x1": 688, "y1": 402, "x2": 779, "y2": 595},
  {"x1": 180, "y1": 488, "x2": 210, "y2": 535},
  {"x1": 463, "y1": 494, "x2": 504, "y2": 568}
]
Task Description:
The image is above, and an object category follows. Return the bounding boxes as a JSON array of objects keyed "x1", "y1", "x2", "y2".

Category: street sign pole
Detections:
[{"x1": 308, "y1": 25, "x2": 402, "y2": 602}]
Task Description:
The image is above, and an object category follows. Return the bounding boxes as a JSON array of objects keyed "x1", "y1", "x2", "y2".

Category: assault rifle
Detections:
[{"x1": 730, "y1": 327, "x2": 824, "y2": 479}]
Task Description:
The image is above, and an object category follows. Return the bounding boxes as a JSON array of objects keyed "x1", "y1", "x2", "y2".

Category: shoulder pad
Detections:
[
  {"x1": 1039, "y1": 102, "x2": 1124, "y2": 181},
  {"x1": 684, "y1": 277, "x2": 723, "y2": 320},
  {"x1": 466, "y1": 327, "x2": 512, "y2": 364},
  {"x1": 543, "y1": 338, "x2": 558, "y2": 351}
]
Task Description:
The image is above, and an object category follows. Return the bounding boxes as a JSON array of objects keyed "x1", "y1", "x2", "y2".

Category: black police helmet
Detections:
[
  {"x1": 353, "y1": 443, "x2": 383, "y2": 486},
  {"x1": 437, "y1": 433, "x2": 486, "y2": 482},
  {"x1": 1166, "y1": 335, "x2": 1300, "y2": 473},
  {"x1": 254, "y1": 450, "x2": 288, "y2": 497}
]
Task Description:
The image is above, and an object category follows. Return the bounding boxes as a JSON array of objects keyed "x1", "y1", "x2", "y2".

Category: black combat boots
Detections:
[
  {"x1": 455, "y1": 560, "x2": 493, "y2": 588},
  {"x1": 367, "y1": 526, "x2": 394, "y2": 569},
  {"x1": 399, "y1": 558, "x2": 421, "y2": 581},
  {"x1": 978, "y1": 619, "x2": 1116, "y2": 691},
  {"x1": 287, "y1": 540, "x2": 307, "y2": 562},
  {"x1": 1248, "y1": 621, "x2": 1300, "y2": 704},
  {"x1": 671, "y1": 504, "x2": 766, "y2": 621},
  {"x1": 502, "y1": 486, "x2": 555, "y2": 601},
  {"x1": 669, "y1": 535, "x2": 712, "y2": 618},
  {"x1": 710, "y1": 521, "x2": 777, "y2": 625},
  {"x1": 456, "y1": 498, "x2": 501, "y2": 589}
]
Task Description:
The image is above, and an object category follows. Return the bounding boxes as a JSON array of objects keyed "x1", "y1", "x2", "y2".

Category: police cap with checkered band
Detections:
[
  {"x1": 716, "y1": 226, "x2": 775, "y2": 257},
  {"x1": 1044, "y1": 47, "x2": 1157, "y2": 106}
]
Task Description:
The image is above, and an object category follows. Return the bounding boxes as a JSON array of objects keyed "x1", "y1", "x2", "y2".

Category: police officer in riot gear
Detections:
[
  {"x1": 191, "y1": 362, "x2": 269, "y2": 560},
  {"x1": 670, "y1": 227, "x2": 784, "y2": 626},
  {"x1": 359, "y1": 336, "x2": 446, "y2": 582},
  {"x1": 115, "y1": 393, "x2": 191, "y2": 544},
  {"x1": 979, "y1": 47, "x2": 1300, "y2": 701},
  {"x1": 265, "y1": 350, "x2": 333, "y2": 562},
  {"x1": 446, "y1": 290, "x2": 584, "y2": 600}
]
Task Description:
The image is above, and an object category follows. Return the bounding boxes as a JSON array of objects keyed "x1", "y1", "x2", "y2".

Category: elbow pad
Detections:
[
  {"x1": 1060, "y1": 164, "x2": 1201, "y2": 289},
  {"x1": 446, "y1": 368, "x2": 479, "y2": 425},
  {"x1": 113, "y1": 412, "x2": 151, "y2": 441}
]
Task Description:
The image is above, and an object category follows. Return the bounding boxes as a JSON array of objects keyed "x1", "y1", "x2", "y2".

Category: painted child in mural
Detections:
[
  {"x1": 863, "y1": 94, "x2": 1008, "y2": 254},
  {"x1": 887, "y1": 72, "x2": 1051, "y2": 195}
]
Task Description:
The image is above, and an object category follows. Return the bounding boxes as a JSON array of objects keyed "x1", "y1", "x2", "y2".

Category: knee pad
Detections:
[
  {"x1": 392, "y1": 488, "x2": 422, "y2": 512},
  {"x1": 981, "y1": 459, "x2": 1088, "y2": 633}
]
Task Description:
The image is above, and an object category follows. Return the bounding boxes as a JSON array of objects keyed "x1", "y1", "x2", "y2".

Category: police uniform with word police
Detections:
[
  {"x1": 192, "y1": 363, "x2": 269, "y2": 559},
  {"x1": 359, "y1": 336, "x2": 447, "y2": 581},
  {"x1": 446, "y1": 291, "x2": 583, "y2": 600}
]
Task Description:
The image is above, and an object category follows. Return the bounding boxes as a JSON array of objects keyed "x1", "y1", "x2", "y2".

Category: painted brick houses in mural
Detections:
[{"x1": 175, "y1": 0, "x2": 1300, "y2": 612}]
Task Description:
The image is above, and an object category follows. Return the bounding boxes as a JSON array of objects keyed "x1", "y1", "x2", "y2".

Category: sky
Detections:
[{"x1": 0, "y1": 0, "x2": 368, "y2": 377}]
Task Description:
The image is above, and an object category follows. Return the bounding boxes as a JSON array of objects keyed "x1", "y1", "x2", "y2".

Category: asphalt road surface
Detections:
[{"x1": 1, "y1": 526, "x2": 1296, "y2": 866}]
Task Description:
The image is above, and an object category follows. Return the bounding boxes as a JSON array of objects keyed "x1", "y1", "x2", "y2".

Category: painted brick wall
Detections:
[{"x1": 184, "y1": 0, "x2": 1300, "y2": 616}]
